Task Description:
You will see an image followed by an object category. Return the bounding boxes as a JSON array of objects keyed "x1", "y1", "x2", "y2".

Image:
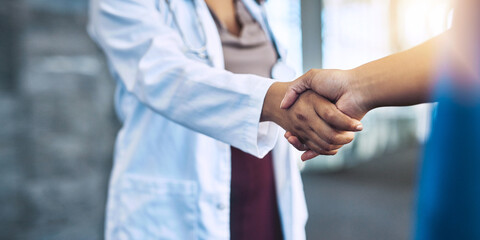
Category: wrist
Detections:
[
  {"x1": 261, "y1": 82, "x2": 289, "y2": 125},
  {"x1": 347, "y1": 68, "x2": 374, "y2": 112}
]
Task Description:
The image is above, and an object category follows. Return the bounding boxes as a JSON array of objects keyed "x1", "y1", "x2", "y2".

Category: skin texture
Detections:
[
  {"x1": 281, "y1": 33, "x2": 448, "y2": 160},
  {"x1": 261, "y1": 82, "x2": 362, "y2": 160}
]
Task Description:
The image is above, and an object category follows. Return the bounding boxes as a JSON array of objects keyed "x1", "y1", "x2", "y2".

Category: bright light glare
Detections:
[{"x1": 399, "y1": 0, "x2": 452, "y2": 48}]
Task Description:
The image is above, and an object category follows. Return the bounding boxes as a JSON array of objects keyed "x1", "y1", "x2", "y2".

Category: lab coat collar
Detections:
[
  {"x1": 191, "y1": 0, "x2": 285, "y2": 69},
  {"x1": 192, "y1": 0, "x2": 225, "y2": 68}
]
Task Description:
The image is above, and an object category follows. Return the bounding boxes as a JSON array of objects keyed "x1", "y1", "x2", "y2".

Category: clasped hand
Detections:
[
  {"x1": 280, "y1": 69, "x2": 371, "y2": 160},
  {"x1": 261, "y1": 72, "x2": 365, "y2": 160}
]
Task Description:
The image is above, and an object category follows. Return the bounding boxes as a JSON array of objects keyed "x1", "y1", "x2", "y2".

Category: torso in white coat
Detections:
[{"x1": 88, "y1": 0, "x2": 308, "y2": 239}]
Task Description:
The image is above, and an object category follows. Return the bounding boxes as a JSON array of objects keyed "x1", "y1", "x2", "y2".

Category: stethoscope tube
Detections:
[
  {"x1": 165, "y1": 0, "x2": 209, "y2": 60},
  {"x1": 258, "y1": 1, "x2": 297, "y2": 80}
]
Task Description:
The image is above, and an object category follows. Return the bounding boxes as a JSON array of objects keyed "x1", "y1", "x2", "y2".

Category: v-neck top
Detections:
[
  {"x1": 210, "y1": 0, "x2": 278, "y2": 78},
  {"x1": 209, "y1": 1, "x2": 284, "y2": 240}
]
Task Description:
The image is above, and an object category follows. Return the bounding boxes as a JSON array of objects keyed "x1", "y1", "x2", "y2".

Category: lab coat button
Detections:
[{"x1": 216, "y1": 203, "x2": 226, "y2": 210}]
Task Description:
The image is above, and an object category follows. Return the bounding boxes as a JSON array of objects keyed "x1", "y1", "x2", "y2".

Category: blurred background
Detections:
[{"x1": 0, "y1": 0, "x2": 452, "y2": 239}]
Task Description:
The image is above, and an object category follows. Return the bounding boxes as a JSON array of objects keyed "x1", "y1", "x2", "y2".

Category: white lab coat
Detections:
[{"x1": 88, "y1": 0, "x2": 308, "y2": 239}]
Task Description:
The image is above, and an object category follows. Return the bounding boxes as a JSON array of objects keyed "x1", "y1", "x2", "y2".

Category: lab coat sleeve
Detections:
[{"x1": 88, "y1": 0, "x2": 279, "y2": 157}]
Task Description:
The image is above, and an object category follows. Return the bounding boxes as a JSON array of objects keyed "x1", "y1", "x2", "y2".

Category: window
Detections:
[{"x1": 303, "y1": 0, "x2": 452, "y2": 170}]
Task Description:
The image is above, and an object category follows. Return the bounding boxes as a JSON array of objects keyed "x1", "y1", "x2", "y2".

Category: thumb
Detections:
[
  {"x1": 280, "y1": 73, "x2": 313, "y2": 109},
  {"x1": 280, "y1": 88, "x2": 300, "y2": 109}
]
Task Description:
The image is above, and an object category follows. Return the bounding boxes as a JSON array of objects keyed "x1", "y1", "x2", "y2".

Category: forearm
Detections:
[{"x1": 351, "y1": 32, "x2": 448, "y2": 110}]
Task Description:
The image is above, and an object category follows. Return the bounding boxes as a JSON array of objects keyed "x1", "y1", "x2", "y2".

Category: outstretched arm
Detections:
[
  {"x1": 282, "y1": 0, "x2": 480, "y2": 160},
  {"x1": 283, "y1": 0, "x2": 480, "y2": 114},
  {"x1": 280, "y1": 32, "x2": 448, "y2": 160},
  {"x1": 281, "y1": 32, "x2": 446, "y2": 117}
]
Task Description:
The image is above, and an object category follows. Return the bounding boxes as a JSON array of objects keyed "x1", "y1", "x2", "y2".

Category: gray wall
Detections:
[
  {"x1": 301, "y1": 0, "x2": 323, "y2": 71},
  {"x1": 0, "y1": 1, "x2": 118, "y2": 239}
]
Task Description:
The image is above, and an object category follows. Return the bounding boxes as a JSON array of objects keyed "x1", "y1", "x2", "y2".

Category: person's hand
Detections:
[
  {"x1": 281, "y1": 69, "x2": 369, "y2": 120},
  {"x1": 280, "y1": 69, "x2": 371, "y2": 160},
  {"x1": 261, "y1": 82, "x2": 363, "y2": 160}
]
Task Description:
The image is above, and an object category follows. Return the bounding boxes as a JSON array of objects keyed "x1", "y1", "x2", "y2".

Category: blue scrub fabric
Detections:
[{"x1": 415, "y1": 36, "x2": 480, "y2": 239}]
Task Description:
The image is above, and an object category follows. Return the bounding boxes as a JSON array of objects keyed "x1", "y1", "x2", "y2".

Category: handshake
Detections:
[
  {"x1": 261, "y1": 33, "x2": 455, "y2": 160},
  {"x1": 261, "y1": 69, "x2": 370, "y2": 161}
]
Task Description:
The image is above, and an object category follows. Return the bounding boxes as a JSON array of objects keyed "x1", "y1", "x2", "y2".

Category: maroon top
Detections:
[
  {"x1": 230, "y1": 149, "x2": 284, "y2": 240},
  {"x1": 209, "y1": 1, "x2": 284, "y2": 239}
]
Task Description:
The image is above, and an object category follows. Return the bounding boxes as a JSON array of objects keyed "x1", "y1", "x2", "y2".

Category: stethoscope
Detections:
[{"x1": 165, "y1": 0, "x2": 296, "y2": 81}]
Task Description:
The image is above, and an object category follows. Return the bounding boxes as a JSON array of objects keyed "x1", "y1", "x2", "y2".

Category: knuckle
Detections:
[
  {"x1": 325, "y1": 144, "x2": 337, "y2": 151},
  {"x1": 346, "y1": 134, "x2": 355, "y2": 143},
  {"x1": 322, "y1": 149, "x2": 338, "y2": 155},
  {"x1": 305, "y1": 69, "x2": 318, "y2": 84},
  {"x1": 295, "y1": 140, "x2": 305, "y2": 149},
  {"x1": 332, "y1": 134, "x2": 342, "y2": 144},
  {"x1": 296, "y1": 113, "x2": 307, "y2": 121},
  {"x1": 313, "y1": 147, "x2": 324, "y2": 154},
  {"x1": 318, "y1": 141, "x2": 331, "y2": 151},
  {"x1": 306, "y1": 69, "x2": 315, "y2": 77},
  {"x1": 306, "y1": 142, "x2": 321, "y2": 153},
  {"x1": 324, "y1": 132, "x2": 336, "y2": 144},
  {"x1": 323, "y1": 109, "x2": 335, "y2": 122}
]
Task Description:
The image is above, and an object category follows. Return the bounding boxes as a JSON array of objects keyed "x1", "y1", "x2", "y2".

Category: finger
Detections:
[
  {"x1": 284, "y1": 131, "x2": 293, "y2": 139},
  {"x1": 289, "y1": 105, "x2": 352, "y2": 148},
  {"x1": 303, "y1": 134, "x2": 343, "y2": 154},
  {"x1": 280, "y1": 74, "x2": 314, "y2": 109},
  {"x1": 287, "y1": 136, "x2": 309, "y2": 151},
  {"x1": 285, "y1": 132, "x2": 310, "y2": 151},
  {"x1": 301, "y1": 149, "x2": 339, "y2": 161},
  {"x1": 301, "y1": 150, "x2": 319, "y2": 161},
  {"x1": 314, "y1": 98, "x2": 363, "y2": 132},
  {"x1": 307, "y1": 115, "x2": 356, "y2": 146}
]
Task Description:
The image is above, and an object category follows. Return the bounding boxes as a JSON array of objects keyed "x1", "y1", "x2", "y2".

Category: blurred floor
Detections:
[{"x1": 303, "y1": 145, "x2": 419, "y2": 240}]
